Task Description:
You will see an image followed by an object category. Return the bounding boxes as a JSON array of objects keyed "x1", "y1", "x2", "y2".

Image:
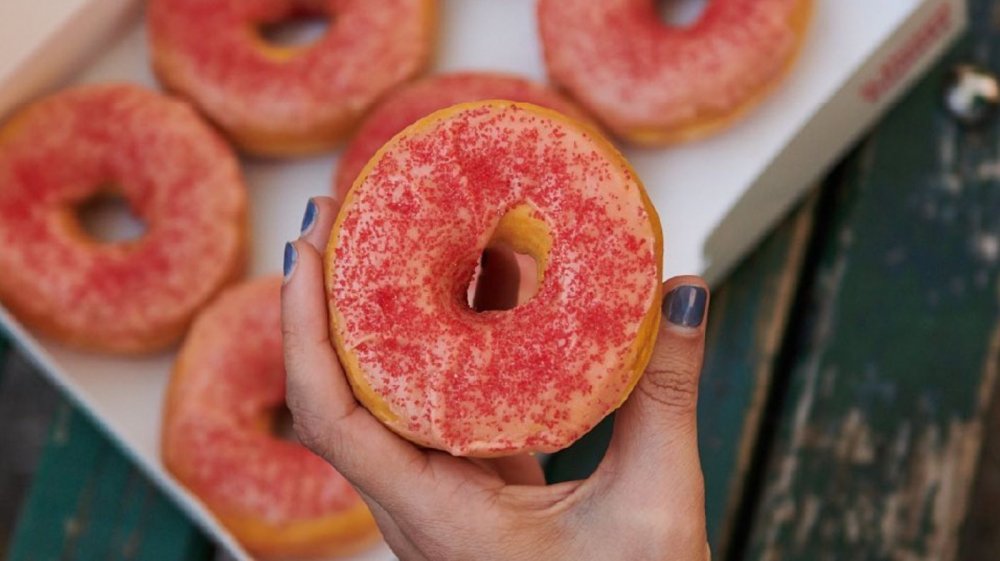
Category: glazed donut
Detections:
[
  {"x1": 538, "y1": 0, "x2": 812, "y2": 144},
  {"x1": 0, "y1": 84, "x2": 246, "y2": 354},
  {"x1": 327, "y1": 101, "x2": 663, "y2": 457},
  {"x1": 163, "y1": 277, "x2": 377, "y2": 559},
  {"x1": 334, "y1": 72, "x2": 589, "y2": 200},
  {"x1": 148, "y1": 0, "x2": 437, "y2": 156}
]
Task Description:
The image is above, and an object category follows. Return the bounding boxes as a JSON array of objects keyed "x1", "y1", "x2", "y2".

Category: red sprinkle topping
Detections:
[
  {"x1": 0, "y1": 84, "x2": 245, "y2": 349},
  {"x1": 148, "y1": 0, "x2": 433, "y2": 138},
  {"x1": 164, "y1": 278, "x2": 363, "y2": 521},
  {"x1": 330, "y1": 103, "x2": 660, "y2": 455},
  {"x1": 334, "y1": 71, "x2": 588, "y2": 199},
  {"x1": 538, "y1": 0, "x2": 803, "y2": 133}
]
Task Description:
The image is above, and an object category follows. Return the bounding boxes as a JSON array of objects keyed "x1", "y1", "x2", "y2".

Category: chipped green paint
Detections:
[
  {"x1": 744, "y1": 6, "x2": 1000, "y2": 558},
  {"x1": 8, "y1": 405, "x2": 213, "y2": 561}
]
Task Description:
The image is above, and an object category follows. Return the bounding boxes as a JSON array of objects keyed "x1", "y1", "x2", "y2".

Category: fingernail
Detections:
[
  {"x1": 300, "y1": 199, "x2": 318, "y2": 236},
  {"x1": 663, "y1": 285, "x2": 707, "y2": 328},
  {"x1": 283, "y1": 242, "x2": 298, "y2": 282}
]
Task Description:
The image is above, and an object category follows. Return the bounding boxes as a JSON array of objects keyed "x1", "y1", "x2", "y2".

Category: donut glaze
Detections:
[
  {"x1": 538, "y1": 0, "x2": 812, "y2": 144},
  {"x1": 163, "y1": 278, "x2": 377, "y2": 559},
  {"x1": 327, "y1": 102, "x2": 663, "y2": 457},
  {"x1": 148, "y1": 0, "x2": 437, "y2": 156},
  {"x1": 0, "y1": 84, "x2": 246, "y2": 354},
  {"x1": 334, "y1": 72, "x2": 589, "y2": 200}
]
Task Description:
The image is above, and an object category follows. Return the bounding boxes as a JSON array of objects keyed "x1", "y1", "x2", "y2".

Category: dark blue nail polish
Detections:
[
  {"x1": 283, "y1": 242, "x2": 298, "y2": 281},
  {"x1": 300, "y1": 199, "x2": 318, "y2": 235},
  {"x1": 663, "y1": 285, "x2": 707, "y2": 328}
]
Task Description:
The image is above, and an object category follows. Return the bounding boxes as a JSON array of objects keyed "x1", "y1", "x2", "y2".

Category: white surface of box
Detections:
[{"x1": 0, "y1": 1, "x2": 966, "y2": 560}]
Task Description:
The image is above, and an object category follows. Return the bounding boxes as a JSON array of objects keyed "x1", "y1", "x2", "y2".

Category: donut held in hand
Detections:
[{"x1": 327, "y1": 101, "x2": 663, "y2": 457}]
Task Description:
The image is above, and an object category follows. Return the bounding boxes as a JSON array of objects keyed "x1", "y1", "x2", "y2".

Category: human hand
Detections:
[{"x1": 282, "y1": 196, "x2": 711, "y2": 561}]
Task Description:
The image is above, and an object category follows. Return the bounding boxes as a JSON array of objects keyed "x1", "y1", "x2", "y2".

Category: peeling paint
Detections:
[
  {"x1": 835, "y1": 409, "x2": 872, "y2": 464},
  {"x1": 794, "y1": 495, "x2": 820, "y2": 546},
  {"x1": 745, "y1": 39, "x2": 1000, "y2": 560},
  {"x1": 973, "y1": 232, "x2": 999, "y2": 263},
  {"x1": 974, "y1": 160, "x2": 1000, "y2": 182}
]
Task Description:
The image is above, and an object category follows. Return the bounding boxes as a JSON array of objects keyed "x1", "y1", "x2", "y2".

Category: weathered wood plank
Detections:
[
  {"x1": 0, "y1": 347, "x2": 60, "y2": 556},
  {"x1": 700, "y1": 193, "x2": 816, "y2": 552},
  {"x1": 9, "y1": 404, "x2": 106, "y2": 561},
  {"x1": 8, "y1": 405, "x2": 213, "y2": 561},
  {"x1": 742, "y1": 9, "x2": 1000, "y2": 558},
  {"x1": 958, "y1": 323, "x2": 1000, "y2": 559},
  {"x1": 547, "y1": 192, "x2": 817, "y2": 551},
  {"x1": 71, "y1": 443, "x2": 137, "y2": 560}
]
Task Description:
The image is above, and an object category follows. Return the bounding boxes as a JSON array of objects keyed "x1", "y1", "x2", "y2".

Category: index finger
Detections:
[{"x1": 282, "y1": 198, "x2": 430, "y2": 504}]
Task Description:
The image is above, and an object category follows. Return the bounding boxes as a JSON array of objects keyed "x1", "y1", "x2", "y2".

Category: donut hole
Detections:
[
  {"x1": 258, "y1": 12, "x2": 332, "y2": 50},
  {"x1": 657, "y1": 0, "x2": 709, "y2": 28},
  {"x1": 270, "y1": 403, "x2": 300, "y2": 443},
  {"x1": 467, "y1": 204, "x2": 549, "y2": 312},
  {"x1": 76, "y1": 192, "x2": 146, "y2": 243},
  {"x1": 468, "y1": 246, "x2": 540, "y2": 312}
]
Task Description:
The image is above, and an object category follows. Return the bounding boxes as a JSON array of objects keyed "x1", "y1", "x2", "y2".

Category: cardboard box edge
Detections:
[
  {"x1": 0, "y1": 0, "x2": 141, "y2": 120},
  {"x1": 702, "y1": 0, "x2": 968, "y2": 285}
]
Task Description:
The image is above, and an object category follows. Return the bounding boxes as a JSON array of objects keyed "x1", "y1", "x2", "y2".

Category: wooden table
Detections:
[{"x1": 4, "y1": 1, "x2": 1000, "y2": 558}]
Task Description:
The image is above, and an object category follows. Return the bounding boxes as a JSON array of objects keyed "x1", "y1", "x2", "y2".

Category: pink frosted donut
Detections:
[
  {"x1": 334, "y1": 72, "x2": 589, "y2": 199},
  {"x1": 148, "y1": 0, "x2": 437, "y2": 156},
  {"x1": 0, "y1": 84, "x2": 246, "y2": 354},
  {"x1": 538, "y1": 0, "x2": 812, "y2": 144},
  {"x1": 327, "y1": 102, "x2": 663, "y2": 457},
  {"x1": 163, "y1": 277, "x2": 377, "y2": 559}
]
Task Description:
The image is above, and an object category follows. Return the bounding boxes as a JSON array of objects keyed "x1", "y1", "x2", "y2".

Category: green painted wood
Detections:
[
  {"x1": 546, "y1": 194, "x2": 816, "y2": 552},
  {"x1": 134, "y1": 495, "x2": 214, "y2": 561},
  {"x1": 8, "y1": 405, "x2": 213, "y2": 561},
  {"x1": 104, "y1": 472, "x2": 155, "y2": 561},
  {"x1": 741, "y1": 7, "x2": 1000, "y2": 559},
  {"x1": 10, "y1": 404, "x2": 104, "y2": 561},
  {"x1": 72, "y1": 444, "x2": 138, "y2": 560},
  {"x1": 699, "y1": 195, "x2": 816, "y2": 553}
]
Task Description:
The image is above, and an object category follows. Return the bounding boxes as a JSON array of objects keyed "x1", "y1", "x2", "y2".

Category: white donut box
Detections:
[{"x1": 0, "y1": 1, "x2": 966, "y2": 560}]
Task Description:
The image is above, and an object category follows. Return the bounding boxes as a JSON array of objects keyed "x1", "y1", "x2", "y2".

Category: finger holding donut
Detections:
[
  {"x1": 284, "y1": 222, "x2": 712, "y2": 559},
  {"x1": 282, "y1": 197, "x2": 433, "y2": 503}
]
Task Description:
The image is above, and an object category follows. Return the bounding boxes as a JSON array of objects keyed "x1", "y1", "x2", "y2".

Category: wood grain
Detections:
[
  {"x1": 0, "y1": 348, "x2": 59, "y2": 555},
  {"x1": 742, "y1": 9, "x2": 1000, "y2": 558},
  {"x1": 7, "y1": 403, "x2": 213, "y2": 561}
]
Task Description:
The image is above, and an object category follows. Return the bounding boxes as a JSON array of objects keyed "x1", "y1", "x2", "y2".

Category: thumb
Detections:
[{"x1": 597, "y1": 276, "x2": 709, "y2": 516}]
